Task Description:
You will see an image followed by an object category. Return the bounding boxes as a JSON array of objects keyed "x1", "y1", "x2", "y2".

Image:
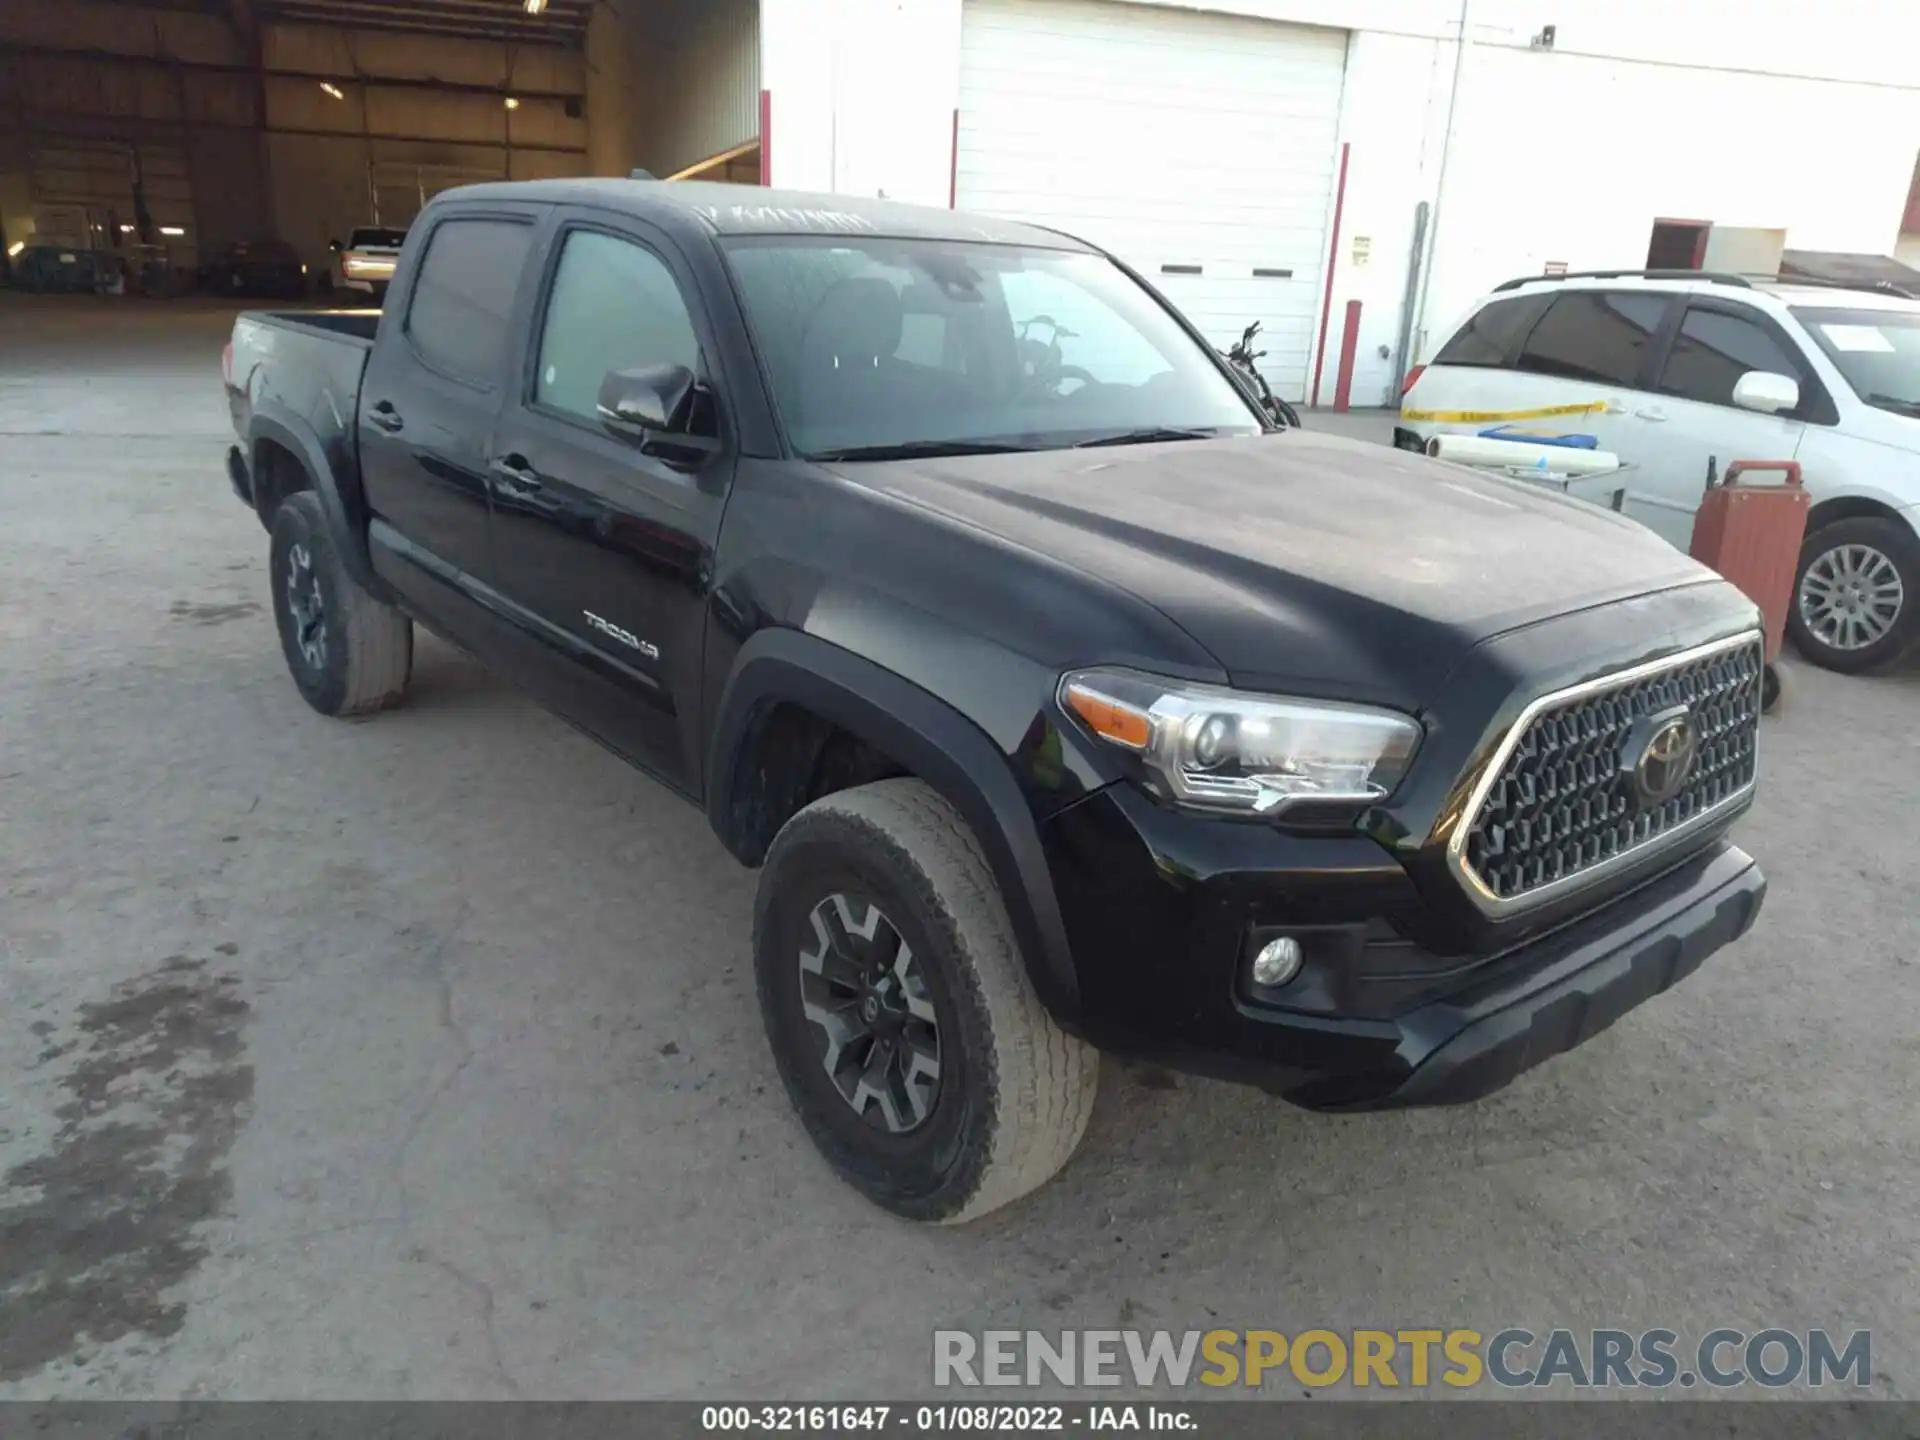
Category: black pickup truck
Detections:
[{"x1": 223, "y1": 180, "x2": 1767, "y2": 1224}]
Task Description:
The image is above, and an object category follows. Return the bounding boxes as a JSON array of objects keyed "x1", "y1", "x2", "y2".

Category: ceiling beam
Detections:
[
  {"x1": 261, "y1": 0, "x2": 590, "y2": 45},
  {"x1": 2, "y1": 42, "x2": 584, "y2": 99}
]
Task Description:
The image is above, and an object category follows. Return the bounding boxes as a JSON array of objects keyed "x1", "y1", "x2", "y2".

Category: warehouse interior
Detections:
[{"x1": 0, "y1": 0, "x2": 761, "y2": 282}]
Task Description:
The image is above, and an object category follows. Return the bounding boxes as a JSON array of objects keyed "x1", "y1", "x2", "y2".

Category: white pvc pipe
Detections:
[{"x1": 1427, "y1": 433, "x2": 1623, "y2": 476}]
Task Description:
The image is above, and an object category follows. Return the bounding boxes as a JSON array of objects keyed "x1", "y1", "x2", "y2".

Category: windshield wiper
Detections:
[
  {"x1": 807, "y1": 439, "x2": 1039, "y2": 462},
  {"x1": 1865, "y1": 393, "x2": 1920, "y2": 418},
  {"x1": 1071, "y1": 426, "x2": 1217, "y2": 449}
]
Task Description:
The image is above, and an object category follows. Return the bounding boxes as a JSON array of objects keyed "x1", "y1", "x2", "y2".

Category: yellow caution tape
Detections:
[{"x1": 1400, "y1": 400, "x2": 1610, "y2": 423}]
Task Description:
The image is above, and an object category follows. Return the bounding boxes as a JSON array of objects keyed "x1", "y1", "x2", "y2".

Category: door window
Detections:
[
  {"x1": 1514, "y1": 291, "x2": 1669, "y2": 386},
  {"x1": 1656, "y1": 306, "x2": 1808, "y2": 411},
  {"x1": 535, "y1": 229, "x2": 701, "y2": 424},
  {"x1": 405, "y1": 218, "x2": 533, "y2": 386},
  {"x1": 1433, "y1": 294, "x2": 1550, "y2": 368}
]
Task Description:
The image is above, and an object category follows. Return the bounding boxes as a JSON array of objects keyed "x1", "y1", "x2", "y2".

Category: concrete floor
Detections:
[{"x1": 1, "y1": 294, "x2": 1916, "y2": 1402}]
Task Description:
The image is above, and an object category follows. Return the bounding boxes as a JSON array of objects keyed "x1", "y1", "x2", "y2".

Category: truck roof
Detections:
[{"x1": 433, "y1": 178, "x2": 1095, "y2": 251}]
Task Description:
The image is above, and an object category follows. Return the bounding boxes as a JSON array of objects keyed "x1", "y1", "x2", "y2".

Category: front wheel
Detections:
[
  {"x1": 753, "y1": 779, "x2": 1098, "y2": 1224},
  {"x1": 1270, "y1": 397, "x2": 1302, "y2": 429},
  {"x1": 1787, "y1": 516, "x2": 1920, "y2": 674}
]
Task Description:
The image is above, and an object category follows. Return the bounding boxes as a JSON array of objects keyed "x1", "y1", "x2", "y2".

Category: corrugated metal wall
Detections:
[
  {"x1": 261, "y1": 21, "x2": 587, "y2": 262},
  {"x1": 0, "y1": 2, "x2": 265, "y2": 262},
  {"x1": 636, "y1": 0, "x2": 760, "y2": 178}
]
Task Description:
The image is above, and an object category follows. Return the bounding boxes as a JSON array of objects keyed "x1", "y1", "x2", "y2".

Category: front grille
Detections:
[{"x1": 1458, "y1": 635, "x2": 1763, "y2": 907}]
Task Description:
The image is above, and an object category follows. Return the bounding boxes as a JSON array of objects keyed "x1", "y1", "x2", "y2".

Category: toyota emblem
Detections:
[{"x1": 1630, "y1": 710, "x2": 1699, "y2": 808}]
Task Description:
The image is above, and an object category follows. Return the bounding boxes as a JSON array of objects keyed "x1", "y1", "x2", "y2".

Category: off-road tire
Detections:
[
  {"x1": 268, "y1": 491, "x2": 413, "y2": 716},
  {"x1": 753, "y1": 778, "x2": 1098, "y2": 1224},
  {"x1": 1787, "y1": 516, "x2": 1920, "y2": 674}
]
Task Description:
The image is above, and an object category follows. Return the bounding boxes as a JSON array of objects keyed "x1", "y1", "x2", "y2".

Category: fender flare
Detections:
[
  {"x1": 707, "y1": 627, "x2": 1083, "y2": 1022},
  {"x1": 247, "y1": 405, "x2": 385, "y2": 596}
]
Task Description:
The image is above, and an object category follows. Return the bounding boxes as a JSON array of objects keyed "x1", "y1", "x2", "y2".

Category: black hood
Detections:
[{"x1": 834, "y1": 431, "x2": 1715, "y2": 710}]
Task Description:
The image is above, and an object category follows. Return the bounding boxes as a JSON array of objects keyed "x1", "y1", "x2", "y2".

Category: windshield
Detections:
[
  {"x1": 720, "y1": 236, "x2": 1262, "y2": 458},
  {"x1": 1792, "y1": 306, "x2": 1920, "y2": 418},
  {"x1": 349, "y1": 228, "x2": 407, "y2": 249}
]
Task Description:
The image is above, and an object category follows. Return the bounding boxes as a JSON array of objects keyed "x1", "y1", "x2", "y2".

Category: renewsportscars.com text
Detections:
[{"x1": 933, "y1": 1328, "x2": 1871, "y2": 1390}]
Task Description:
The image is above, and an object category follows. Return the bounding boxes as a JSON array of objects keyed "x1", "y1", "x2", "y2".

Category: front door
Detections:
[
  {"x1": 1605, "y1": 299, "x2": 1815, "y2": 551},
  {"x1": 359, "y1": 210, "x2": 538, "y2": 633},
  {"x1": 487, "y1": 211, "x2": 730, "y2": 791}
]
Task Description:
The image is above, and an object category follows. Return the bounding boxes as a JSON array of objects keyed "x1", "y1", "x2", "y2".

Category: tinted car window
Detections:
[
  {"x1": 535, "y1": 229, "x2": 701, "y2": 423},
  {"x1": 405, "y1": 218, "x2": 533, "y2": 386},
  {"x1": 1657, "y1": 306, "x2": 1807, "y2": 409},
  {"x1": 1514, "y1": 291, "x2": 1669, "y2": 386},
  {"x1": 349, "y1": 227, "x2": 407, "y2": 248},
  {"x1": 1434, "y1": 294, "x2": 1548, "y2": 367}
]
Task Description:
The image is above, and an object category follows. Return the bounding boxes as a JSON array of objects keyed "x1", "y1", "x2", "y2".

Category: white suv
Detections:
[{"x1": 1400, "y1": 271, "x2": 1920, "y2": 673}]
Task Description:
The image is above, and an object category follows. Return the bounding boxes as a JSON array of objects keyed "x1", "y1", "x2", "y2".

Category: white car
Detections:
[
  {"x1": 328, "y1": 225, "x2": 407, "y2": 300},
  {"x1": 1400, "y1": 271, "x2": 1920, "y2": 673}
]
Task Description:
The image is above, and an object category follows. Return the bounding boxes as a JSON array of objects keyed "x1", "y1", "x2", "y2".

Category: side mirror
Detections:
[
  {"x1": 328, "y1": 238, "x2": 343, "y2": 252},
  {"x1": 596, "y1": 363, "x2": 720, "y2": 459},
  {"x1": 1732, "y1": 370, "x2": 1799, "y2": 415}
]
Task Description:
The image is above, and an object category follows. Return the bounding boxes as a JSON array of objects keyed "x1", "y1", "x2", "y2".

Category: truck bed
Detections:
[
  {"x1": 226, "y1": 309, "x2": 379, "y2": 517},
  {"x1": 247, "y1": 309, "x2": 382, "y2": 343}
]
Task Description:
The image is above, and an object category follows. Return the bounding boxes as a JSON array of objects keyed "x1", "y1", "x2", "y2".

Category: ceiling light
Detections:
[
  {"x1": 524, "y1": 0, "x2": 546, "y2": 12},
  {"x1": 160, "y1": 226, "x2": 185, "y2": 237},
  {"x1": 320, "y1": 82, "x2": 344, "y2": 99},
  {"x1": 504, "y1": 96, "x2": 521, "y2": 109},
  {"x1": 6, "y1": 241, "x2": 23, "y2": 258},
  {"x1": 121, "y1": 224, "x2": 135, "y2": 233}
]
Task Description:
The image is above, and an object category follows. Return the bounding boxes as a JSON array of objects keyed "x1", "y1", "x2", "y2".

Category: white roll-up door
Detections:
[{"x1": 957, "y1": 0, "x2": 1347, "y2": 401}]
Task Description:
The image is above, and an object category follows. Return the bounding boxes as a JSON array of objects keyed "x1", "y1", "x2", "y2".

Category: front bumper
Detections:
[
  {"x1": 1042, "y1": 784, "x2": 1764, "y2": 1109},
  {"x1": 1357, "y1": 840, "x2": 1761, "y2": 1107}
]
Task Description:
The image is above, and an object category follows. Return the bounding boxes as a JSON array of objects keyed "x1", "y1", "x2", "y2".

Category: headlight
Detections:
[{"x1": 1059, "y1": 668, "x2": 1421, "y2": 816}]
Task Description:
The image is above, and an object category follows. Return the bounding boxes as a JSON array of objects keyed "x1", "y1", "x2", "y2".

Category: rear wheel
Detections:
[
  {"x1": 1788, "y1": 516, "x2": 1920, "y2": 673},
  {"x1": 753, "y1": 778, "x2": 1098, "y2": 1224},
  {"x1": 268, "y1": 492, "x2": 413, "y2": 716}
]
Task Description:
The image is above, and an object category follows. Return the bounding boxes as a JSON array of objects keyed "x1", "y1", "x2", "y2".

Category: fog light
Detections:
[{"x1": 1251, "y1": 936, "x2": 1303, "y2": 988}]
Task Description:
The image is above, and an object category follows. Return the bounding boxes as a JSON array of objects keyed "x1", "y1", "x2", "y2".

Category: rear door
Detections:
[
  {"x1": 1610, "y1": 299, "x2": 1821, "y2": 550},
  {"x1": 1404, "y1": 291, "x2": 1554, "y2": 437},
  {"x1": 485, "y1": 207, "x2": 730, "y2": 791},
  {"x1": 1410, "y1": 288, "x2": 1674, "y2": 511},
  {"x1": 359, "y1": 206, "x2": 539, "y2": 636}
]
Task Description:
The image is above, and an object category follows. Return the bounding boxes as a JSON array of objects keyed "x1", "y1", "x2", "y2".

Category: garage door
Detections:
[{"x1": 956, "y1": 0, "x2": 1346, "y2": 401}]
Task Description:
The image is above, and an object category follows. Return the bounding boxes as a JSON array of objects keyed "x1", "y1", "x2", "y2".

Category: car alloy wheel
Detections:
[
  {"x1": 798, "y1": 892, "x2": 941, "y2": 1135},
  {"x1": 1798, "y1": 541, "x2": 1904, "y2": 652},
  {"x1": 284, "y1": 541, "x2": 328, "y2": 670}
]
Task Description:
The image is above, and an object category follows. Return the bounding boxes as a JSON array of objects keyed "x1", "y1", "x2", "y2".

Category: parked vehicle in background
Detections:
[
  {"x1": 329, "y1": 226, "x2": 407, "y2": 301},
  {"x1": 11, "y1": 244, "x2": 111, "y2": 294},
  {"x1": 1400, "y1": 271, "x2": 1920, "y2": 674},
  {"x1": 199, "y1": 239, "x2": 308, "y2": 300},
  {"x1": 221, "y1": 181, "x2": 1767, "y2": 1224}
]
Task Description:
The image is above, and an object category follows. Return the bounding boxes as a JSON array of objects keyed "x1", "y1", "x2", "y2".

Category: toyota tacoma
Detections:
[{"x1": 222, "y1": 180, "x2": 1767, "y2": 1223}]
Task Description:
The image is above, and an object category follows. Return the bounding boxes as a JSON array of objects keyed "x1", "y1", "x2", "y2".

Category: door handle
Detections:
[
  {"x1": 1635, "y1": 406, "x2": 1668, "y2": 422},
  {"x1": 490, "y1": 455, "x2": 543, "y2": 493},
  {"x1": 368, "y1": 402, "x2": 404, "y2": 434}
]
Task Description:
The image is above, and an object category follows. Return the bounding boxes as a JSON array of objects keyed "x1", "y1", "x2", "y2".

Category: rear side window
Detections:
[
  {"x1": 1656, "y1": 306, "x2": 1807, "y2": 409},
  {"x1": 1433, "y1": 294, "x2": 1548, "y2": 367},
  {"x1": 1514, "y1": 291, "x2": 1670, "y2": 386},
  {"x1": 405, "y1": 218, "x2": 534, "y2": 386}
]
